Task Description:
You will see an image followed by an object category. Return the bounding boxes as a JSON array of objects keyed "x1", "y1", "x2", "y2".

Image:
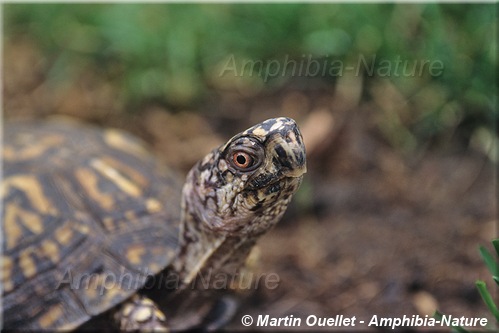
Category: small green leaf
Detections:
[
  {"x1": 434, "y1": 310, "x2": 443, "y2": 320},
  {"x1": 492, "y1": 239, "x2": 499, "y2": 256},
  {"x1": 479, "y1": 245, "x2": 499, "y2": 276},
  {"x1": 476, "y1": 280, "x2": 499, "y2": 322}
]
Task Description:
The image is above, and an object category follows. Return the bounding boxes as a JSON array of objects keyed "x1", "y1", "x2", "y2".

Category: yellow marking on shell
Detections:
[
  {"x1": 4, "y1": 208, "x2": 22, "y2": 250},
  {"x1": 125, "y1": 210, "x2": 137, "y2": 221},
  {"x1": 38, "y1": 305, "x2": 63, "y2": 329},
  {"x1": 101, "y1": 283, "x2": 127, "y2": 307},
  {"x1": 103, "y1": 217, "x2": 116, "y2": 231},
  {"x1": 109, "y1": 285, "x2": 127, "y2": 297},
  {"x1": 3, "y1": 135, "x2": 64, "y2": 161},
  {"x1": 75, "y1": 167, "x2": 114, "y2": 210},
  {"x1": 85, "y1": 277, "x2": 99, "y2": 300},
  {"x1": 2, "y1": 256, "x2": 14, "y2": 292},
  {"x1": 23, "y1": 214, "x2": 44, "y2": 235},
  {"x1": 4, "y1": 203, "x2": 44, "y2": 250},
  {"x1": 90, "y1": 158, "x2": 142, "y2": 198},
  {"x1": 3, "y1": 279, "x2": 13, "y2": 294},
  {"x1": 2, "y1": 175, "x2": 55, "y2": 214},
  {"x1": 147, "y1": 248, "x2": 172, "y2": 274},
  {"x1": 145, "y1": 198, "x2": 162, "y2": 213},
  {"x1": 55, "y1": 224, "x2": 73, "y2": 246},
  {"x1": 100, "y1": 156, "x2": 148, "y2": 188},
  {"x1": 74, "y1": 223, "x2": 90, "y2": 235},
  {"x1": 86, "y1": 273, "x2": 118, "y2": 300},
  {"x1": 104, "y1": 129, "x2": 148, "y2": 158},
  {"x1": 148, "y1": 263, "x2": 161, "y2": 273},
  {"x1": 19, "y1": 248, "x2": 37, "y2": 279},
  {"x1": 126, "y1": 245, "x2": 146, "y2": 265},
  {"x1": 41, "y1": 239, "x2": 60, "y2": 263}
]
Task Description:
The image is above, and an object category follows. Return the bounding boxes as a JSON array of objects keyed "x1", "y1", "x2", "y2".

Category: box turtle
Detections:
[{"x1": 2, "y1": 116, "x2": 306, "y2": 331}]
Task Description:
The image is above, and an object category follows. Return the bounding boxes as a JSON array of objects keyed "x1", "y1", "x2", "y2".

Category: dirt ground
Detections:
[{"x1": 3, "y1": 38, "x2": 497, "y2": 331}]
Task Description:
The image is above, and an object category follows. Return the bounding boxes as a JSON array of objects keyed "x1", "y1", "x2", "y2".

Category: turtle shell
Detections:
[{"x1": 2, "y1": 117, "x2": 182, "y2": 330}]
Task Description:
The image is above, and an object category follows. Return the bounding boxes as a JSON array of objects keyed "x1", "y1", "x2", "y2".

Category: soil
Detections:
[{"x1": 3, "y1": 37, "x2": 497, "y2": 331}]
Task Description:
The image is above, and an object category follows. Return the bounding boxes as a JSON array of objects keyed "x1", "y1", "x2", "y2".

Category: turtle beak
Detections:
[
  {"x1": 286, "y1": 163, "x2": 307, "y2": 178},
  {"x1": 271, "y1": 120, "x2": 307, "y2": 179}
]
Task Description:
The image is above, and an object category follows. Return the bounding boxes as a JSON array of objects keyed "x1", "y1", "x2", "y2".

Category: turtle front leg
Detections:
[{"x1": 114, "y1": 294, "x2": 168, "y2": 332}]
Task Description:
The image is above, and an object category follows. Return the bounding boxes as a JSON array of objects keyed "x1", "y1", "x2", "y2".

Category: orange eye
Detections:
[{"x1": 232, "y1": 151, "x2": 253, "y2": 169}]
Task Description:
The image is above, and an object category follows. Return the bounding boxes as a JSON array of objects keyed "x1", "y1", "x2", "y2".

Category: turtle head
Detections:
[{"x1": 182, "y1": 117, "x2": 306, "y2": 237}]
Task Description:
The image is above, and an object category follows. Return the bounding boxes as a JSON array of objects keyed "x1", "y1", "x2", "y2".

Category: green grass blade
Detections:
[
  {"x1": 479, "y1": 245, "x2": 499, "y2": 277},
  {"x1": 492, "y1": 239, "x2": 499, "y2": 256},
  {"x1": 476, "y1": 280, "x2": 499, "y2": 322}
]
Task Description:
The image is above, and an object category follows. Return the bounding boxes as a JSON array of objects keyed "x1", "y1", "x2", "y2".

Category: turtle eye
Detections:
[
  {"x1": 226, "y1": 138, "x2": 264, "y2": 172},
  {"x1": 232, "y1": 151, "x2": 254, "y2": 170}
]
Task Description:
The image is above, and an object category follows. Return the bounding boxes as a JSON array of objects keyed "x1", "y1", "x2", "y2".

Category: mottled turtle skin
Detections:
[{"x1": 2, "y1": 116, "x2": 306, "y2": 331}]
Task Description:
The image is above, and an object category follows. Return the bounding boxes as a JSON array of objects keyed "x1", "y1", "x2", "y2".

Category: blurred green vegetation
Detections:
[{"x1": 3, "y1": 4, "x2": 497, "y2": 153}]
